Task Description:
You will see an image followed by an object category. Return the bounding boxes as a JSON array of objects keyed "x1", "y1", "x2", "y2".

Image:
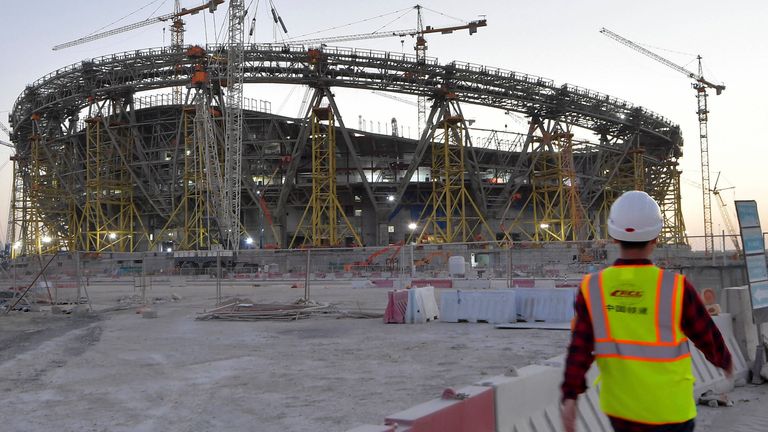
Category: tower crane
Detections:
[
  {"x1": 711, "y1": 172, "x2": 740, "y2": 251},
  {"x1": 600, "y1": 27, "x2": 725, "y2": 255},
  {"x1": 52, "y1": 0, "x2": 223, "y2": 51},
  {"x1": 288, "y1": 8, "x2": 486, "y2": 134}
]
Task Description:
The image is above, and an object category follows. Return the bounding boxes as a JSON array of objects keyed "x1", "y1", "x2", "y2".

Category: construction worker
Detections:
[{"x1": 560, "y1": 191, "x2": 733, "y2": 432}]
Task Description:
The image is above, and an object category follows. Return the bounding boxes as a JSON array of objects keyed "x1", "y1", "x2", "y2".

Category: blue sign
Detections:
[
  {"x1": 742, "y1": 227, "x2": 766, "y2": 255},
  {"x1": 746, "y1": 254, "x2": 768, "y2": 282},
  {"x1": 736, "y1": 201, "x2": 761, "y2": 228},
  {"x1": 750, "y1": 281, "x2": 768, "y2": 309},
  {"x1": 736, "y1": 200, "x2": 768, "y2": 310}
]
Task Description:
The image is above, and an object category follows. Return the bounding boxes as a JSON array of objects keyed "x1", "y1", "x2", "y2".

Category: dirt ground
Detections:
[
  {"x1": 0, "y1": 278, "x2": 573, "y2": 431},
  {"x1": 1, "y1": 277, "x2": 766, "y2": 431}
]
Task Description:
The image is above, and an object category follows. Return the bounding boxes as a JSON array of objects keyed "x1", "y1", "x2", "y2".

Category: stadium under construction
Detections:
[{"x1": 7, "y1": 42, "x2": 688, "y2": 257}]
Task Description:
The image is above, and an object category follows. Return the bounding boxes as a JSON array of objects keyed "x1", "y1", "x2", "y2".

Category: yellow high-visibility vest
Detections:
[{"x1": 581, "y1": 265, "x2": 696, "y2": 424}]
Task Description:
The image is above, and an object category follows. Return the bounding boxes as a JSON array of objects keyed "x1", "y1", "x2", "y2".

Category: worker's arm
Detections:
[
  {"x1": 561, "y1": 290, "x2": 594, "y2": 401},
  {"x1": 680, "y1": 277, "x2": 733, "y2": 372}
]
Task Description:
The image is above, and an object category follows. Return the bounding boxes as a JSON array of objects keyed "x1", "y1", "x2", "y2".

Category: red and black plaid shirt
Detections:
[{"x1": 561, "y1": 259, "x2": 732, "y2": 430}]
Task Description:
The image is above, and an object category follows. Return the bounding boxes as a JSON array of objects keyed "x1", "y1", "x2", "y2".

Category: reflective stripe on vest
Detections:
[{"x1": 585, "y1": 268, "x2": 688, "y2": 360}]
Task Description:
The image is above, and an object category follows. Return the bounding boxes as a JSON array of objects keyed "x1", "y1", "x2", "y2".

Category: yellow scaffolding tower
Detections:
[
  {"x1": 291, "y1": 106, "x2": 361, "y2": 247},
  {"x1": 9, "y1": 155, "x2": 35, "y2": 258},
  {"x1": 505, "y1": 125, "x2": 594, "y2": 241},
  {"x1": 412, "y1": 110, "x2": 496, "y2": 244},
  {"x1": 29, "y1": 128, "x2": 70, "y2": 254},
  {"x1": 153, "y1": 104, "x2": 214, "y2": 250},
  {"x1": 658, "y1": 162, "x2": 687, "y2": 245},
  {"x1": 10, "y1": 115, "x2": 72, "y2": 256},
  {"x1": 78, "y1": 117, "x2": 146, "y2": 252},
  {"x1": 597, "y1": 140, "x2": 646, "y2": 238}
]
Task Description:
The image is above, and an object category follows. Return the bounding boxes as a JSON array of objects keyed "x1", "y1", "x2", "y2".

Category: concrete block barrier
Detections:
[
  {"x1": 405, "y1": 286, "x2": 439, "y2": 323},
  {"x1": 480, "y1": 359, "x2": 611, "y2": 432},
  {"x1": 691, "y1": 313, "x2": 750, "y2": 395},
  {"x1": 515, "y1": 288, "x2": 575, "y2": 322},
  {"x1": 439, "y1": 290, "x2": 517, "y2": 324},
  {"x1": 384, "y1": 290, "x2": 409, "y2": 324},
  {"x1": 384, "y1": 385, "x2": 495, "y2": 432}
]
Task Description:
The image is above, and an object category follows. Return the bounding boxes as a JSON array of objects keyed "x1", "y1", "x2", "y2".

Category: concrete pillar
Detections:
[
  {"x1": 723, "y1": 286, "x2": 758, "y2": 361},
  {"x1": 377, "y1": 223, "x2": 389, "y2": 246}
]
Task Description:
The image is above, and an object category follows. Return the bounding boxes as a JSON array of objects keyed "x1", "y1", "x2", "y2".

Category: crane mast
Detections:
[
  {"x1": 415, "y1": 5, "x2": 427, "y2": 135},
  {"x1": 600, "y1": 27, "x2": 725, "y2": 255},
  {"x1": 171, "y1": 0, "x2": 185, "y2": 105},
  {"x1": 224, "y1": 0, "x2": 245, "y2": 250}
]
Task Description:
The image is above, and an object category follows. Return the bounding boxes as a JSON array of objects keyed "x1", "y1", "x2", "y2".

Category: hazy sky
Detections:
[{"x1": 1, "y1": 0, "x2": 766, "y2": 249}]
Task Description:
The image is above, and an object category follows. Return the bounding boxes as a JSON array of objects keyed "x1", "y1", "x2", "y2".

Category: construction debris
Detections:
[{"x1": 196, "y1": 297, "x2": 381, "y2": 321}]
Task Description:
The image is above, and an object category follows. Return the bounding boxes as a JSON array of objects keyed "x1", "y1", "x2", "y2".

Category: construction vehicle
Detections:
[
  {"x1": 600, "y1": 27, "x2": 725, "y2": 255},
  {"x1": 344, "y1": 242, "x2": 404, "y2": 272},
  {"x1": 414, "y1": 250, "x2": 450, "y2": 268}
]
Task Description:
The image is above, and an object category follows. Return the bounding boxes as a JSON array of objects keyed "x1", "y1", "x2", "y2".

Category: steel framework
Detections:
[
  {"x1": 291, "y1": 105, "x2": 362, "y2": 247},
  {"x1": 410, "y1": 95, "x2": 497, "y2": 243},
  {"x1": 8, "y1": 44, "x2": 688, "y2": 253}
]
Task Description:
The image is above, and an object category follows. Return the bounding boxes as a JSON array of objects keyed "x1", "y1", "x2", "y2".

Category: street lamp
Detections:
[{"x1": 408, "y1": 222, "x2": 417, "y2": 230}]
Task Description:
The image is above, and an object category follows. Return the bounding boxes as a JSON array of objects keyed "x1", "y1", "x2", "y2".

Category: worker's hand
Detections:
[
  {"x1": 724, "y1": 362, "x2": 734, "y2": 380},
  {"x1": 561, "y1": 398, "x2": 577, "y2": 432}
]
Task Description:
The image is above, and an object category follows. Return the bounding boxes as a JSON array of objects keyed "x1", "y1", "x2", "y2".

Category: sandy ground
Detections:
[
  {"x1": 0, "y1": 279, "x2": 572, "y2": 431},
  {"x1": 2, "y1": 278, "x2": 766, "y2": 431}
]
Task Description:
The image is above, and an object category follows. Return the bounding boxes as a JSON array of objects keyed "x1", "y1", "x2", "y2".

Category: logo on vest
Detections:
[{"x1": 610, "y1": 289, "x2": 643, "y2": 298}]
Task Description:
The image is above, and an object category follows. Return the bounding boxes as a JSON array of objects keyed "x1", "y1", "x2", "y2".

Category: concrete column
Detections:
[
  {"x1": 377, "y1": 223, "x2": 389, "y2": 246},
  {"x1": 723, "y1": 286, "x2": 758, "y2": 361}
]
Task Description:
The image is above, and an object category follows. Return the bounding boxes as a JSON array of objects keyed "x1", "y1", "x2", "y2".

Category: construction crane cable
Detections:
[
  {"x1": 147, "y1": 0, "x2": 170, "y2": 20},
  {"x1": 85, "y1": 0, "x2": 165, "y2": 37},
  {"x1": 285, "y1": 6, "x2": 412, "y2": 40},
  {"x1": 266, "y1": 0, "x2": 289, "y2": 42},
  {"x1": 419, "y1": 6, "x2": 469, "y2": 24},
  {"x1": 246, "y1": 0, "x2": 260, "y2": 42},
  {"x1": 371, "y1": 8, "x2": 414, "y2": 34},
  {"x1": 636, "y1": 42, "x2": 695, "y2": 58}
]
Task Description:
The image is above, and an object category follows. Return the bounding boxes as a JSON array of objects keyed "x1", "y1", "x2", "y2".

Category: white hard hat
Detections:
[{"x1": 607, "y1": 191, "x2": 663, "y2": 242}]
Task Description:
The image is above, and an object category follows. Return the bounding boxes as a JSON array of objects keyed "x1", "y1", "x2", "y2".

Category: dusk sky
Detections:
[{"x1": 1, "y1": 0, "x2": 766, "y2": 248}]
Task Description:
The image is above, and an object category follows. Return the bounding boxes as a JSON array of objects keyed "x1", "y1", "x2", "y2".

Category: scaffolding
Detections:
[
  {"x1": 291, "y1": 106, "x2": 362, "y2": 247},
  {"x1": 153, "y1": 103, "x2": 214, "y2": 250},
  {"x1": 412, "y1": 99, "x2": 496, "y2": 244},
  {"x1": 8, "y1": 44, "x2": 689, "y2": 252},
  {"x1": 9, "y1": 115, "x2": 70, "y2": 257},
  {"x1": 657, "y1": 162, "x2": 687, "y2": 245},
  {"x1": 504, "y1": 121, "x2": 594, "y2": 242},
  {"x1": 77, "y1": 114, "x2": 145, "y2": 252}
]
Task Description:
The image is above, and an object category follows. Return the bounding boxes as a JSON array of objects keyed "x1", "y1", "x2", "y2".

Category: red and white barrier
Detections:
[
  {"x1": 384, "y1": 290, "x2": 409, "y2": 324},
  {"x1": 384, "y1": 385, "x2": 495, "y2": 432}
]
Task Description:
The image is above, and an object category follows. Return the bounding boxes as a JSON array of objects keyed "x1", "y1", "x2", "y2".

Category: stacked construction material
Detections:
[{"x1": 196, "y1": 298, "x2": 333, "y2": 321}]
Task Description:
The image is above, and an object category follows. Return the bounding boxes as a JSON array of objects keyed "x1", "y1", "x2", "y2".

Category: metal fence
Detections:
[{"x1": 1, "y1": 235, "x2": 765, "y2": 311}]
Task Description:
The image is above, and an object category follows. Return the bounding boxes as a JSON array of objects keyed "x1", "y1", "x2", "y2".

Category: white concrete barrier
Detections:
[
  {"x1": 479, "y1": 358, "x2": 611, "y2": 432},
  {"x1": 405, "y1": 286, "x2": 439, "y2": 323},
  {"x1": 691, "y1": 313, "x2": 750, "y2": 395},
  {"x1": 515, "y1": 288, "x2": 575, "y2": 322},
  {"x1": 439, "y1": 290, "x2": 517, "y2": 324}
]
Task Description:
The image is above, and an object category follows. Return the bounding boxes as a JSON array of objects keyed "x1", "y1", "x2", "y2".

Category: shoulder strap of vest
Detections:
[
  {"x1": 656, "y1": 269, "x2": 680, "y2": 344},
  {"x1": 584, "y1": 270, "x2": 610, "y2": 341}
]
